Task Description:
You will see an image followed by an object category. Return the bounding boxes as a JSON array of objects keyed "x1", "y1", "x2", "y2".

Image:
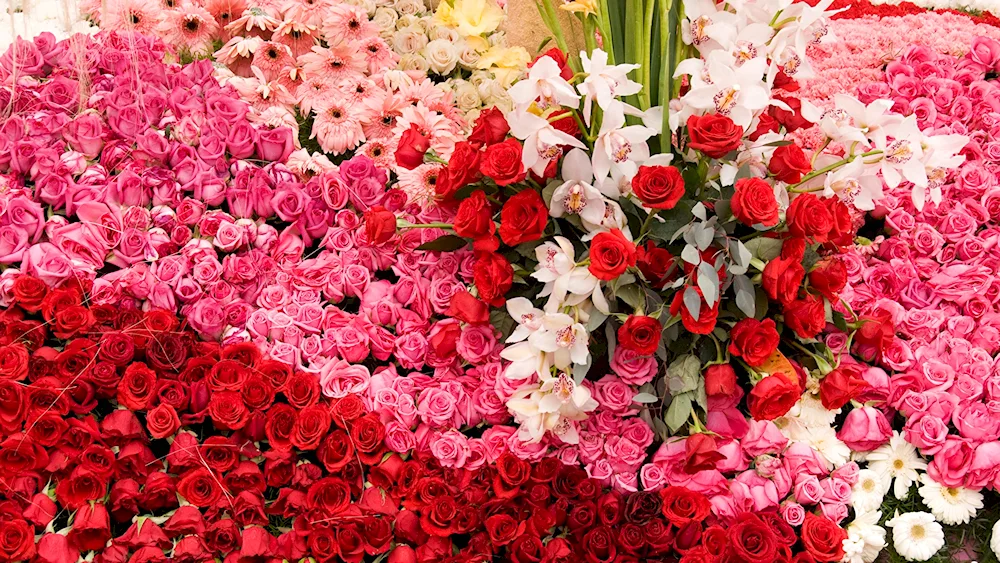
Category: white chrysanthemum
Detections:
[
  {"x1": 866, "y1": 432, "x2": 927, "y2": 499},
  {"x1": 917, "y1": 474, "x2": 983, "y2": 525},
  {"x1": 991, "y1": 519, "x2": 1000, "y2": 559},
  {"x1": 842, "y1": 510, "x2": 887, "y2": 563},
  {"x1": 803, "y1": 426, "x2": 851, "y2": 468},
  {"x1": 852, "y1": 469, "x2": 890, "y2": 514},
  {"x1": 886, "y1": 512, "x2": 944, "y2": 562}
]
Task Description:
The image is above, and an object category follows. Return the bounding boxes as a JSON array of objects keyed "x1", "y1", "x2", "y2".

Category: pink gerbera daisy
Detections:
[
  {"x1": 321, "y1": 4, "x2": 378, "y2": 45},
  {"x1": 158, "y1": 5, "x2": 221, "y2": 55},
  {"x1": 299, "y1": 44, "x2": 366, "y2": 82},
  {"x1": 102, "y1": 0, "x2": 160, "y2": 36},
  {"x1": 278, "y1": 0, "x2": 333, "y2": 28},
  {"x1": 360, "y1": 91, "x2": 406, "y2": 141},
  {"x1": 272, "y1": 18, "x2": 318, "y2": 57},
  {"x1": 357, "y1": 140, "x2": 394, "y2": 170},
  {"x1": 396, "y1": 164, "x2": 443, "y2": 209},
  {"x1": 215, "y1": 35, "x2": 262, "y2": 77},
  {"x1": 296, "y1": 75, "x2": 337, "y2": 116},
  {"x1": 359, "y1": 36, "x2": 399, "y2": 75},
  {"x1": 251, "y1": 41, "x2": 295, "y2": 81},
  {"x1": 336, "y1": 76, "x2": 378, "y2": 107},
  {"x1": 312, "y1": 102, "x2": 366, "y2": 155},
  {"x1": 225, "y1": 5, "x2": 281, "y2": 38},
  {"x1": 203, "y1": 0, "x2": 247, "y2": 41}
]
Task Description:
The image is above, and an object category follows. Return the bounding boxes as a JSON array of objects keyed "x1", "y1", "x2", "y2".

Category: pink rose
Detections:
[
  {"x1": 969, "y1": 36, "x2": 1000, "y2": 69},
  {"x1": 965, "y1": 441, "x2": 1000, "y2": 489},
  {"x1": 837, "y1": 407, "x2": 891, "y2": 451},
  {"x1": 456, "y1": 325, "x2": 496, "y2": 365},
  {"x1": 794, "y1": 474, "x2": 823, "y2": 505},
  {"x1": 781, "y1": 502, "x2": 805, "y2": 527},
  {"x1": 383, "y1": 421, "x2": 417, "y2": 453},
  {"x1": 639, "y1": 463, "x2": 667, "y2": 491},
  {"x1": 319, "y1": 359, "x2": 371, "y2": 398},
  {"x1": 256, "y1": 127, "x2": 295, "y2": 162},
  {"x1": 783, "y1": 442, "x2": 830, "y2": 476},
  {"x1": 741, "y1": 420, "x2": 788, "y2": 457},
  {"x1": 21, "y1": 243, "x2": 74, "y2": 286},
  {"x1": 593, "y1": 375, "x2": 637, "y2": 413},
  {"x1": 394, "y1": 333, "x2": 428, "y2": 370},
  {"x1": 926, "y1": 436, "x2": 975, "y2": 488},
  {"x1": 428, "y1": 430, "x2": 470, "y2": 469},
  {"x1": 609, "y1": 346, "x2": 657, "y2": 385},
  {"x1": 819, "y1": 502, "x2": 848, "y2": 525},
  {"x1": 64, "y1": 113, "x2": 106, "y2": 158},
  {"x1": 953, "y1": 402, "x2": 1000, "y2": 442},
  {"x1": 416, "y1": 387, "x2": 458, "y2": 428}
]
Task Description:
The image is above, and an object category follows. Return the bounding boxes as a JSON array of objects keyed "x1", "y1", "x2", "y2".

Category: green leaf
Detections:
[
  {"x1": 417, "y1": 235, "x2": 468, "y2": 252},
  {"x1": 832, "y1": 311, "x2": 850, "y2": 333},
  {"x1": 754, "y1": 286, "x2": 770, "y2": 321},
  {"x1": 490, "y1": 309, "x2": 516, "y2": 341},
  {"x1": 664, "y1": 392, "x2": 693, "y2": 432},
  {"x1": 762, "y1": 140, "x2": 795, "y2": 147},
  {"x1": 649, "y1": 200, "x2": 695, "y2": 242},
  {"x1": 744, "y1": 237, "x2": 783, "y2": 261},
  {"x1": 714, "y1": 198, "x2": 732, "y2": 222},
  {"x1": 617, "y1": 284, "x2": 646, "y2": 312},
  {"x1": 802, "y1": 247, "x2": 821, "y2": 270},
  {"x1": 452, "y1": 183, "x2": 484, "y2": 201},
  {"x1": 633, "y1": 392, "x2": 659, "y2": 404},
  {"x1": 666, "y1": 354, "x2": 701, "y2": 395}
]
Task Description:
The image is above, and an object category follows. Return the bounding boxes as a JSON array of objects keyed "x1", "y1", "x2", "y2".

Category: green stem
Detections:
[
  {"x1": 658, "y1": 0, "x2": 673, "y2": 144},
  {"x1": 598, "y1": 0, "x2": 616, "y2": 65},
  {"x1": 639, "y1": 0, "x2": 656, "y2": 109},
  {"x1": 788, "y1": 149, "x2": 883, "y2": 192},
  {"x1": 538, "y1": 0, "x2": 579, "y2": 72},
  {"x1": 398, "y1": 221, "x2": 452, "y2": 229},
  {"x1": 639, "y1": 208, "x2": 660, "y2": 239}
]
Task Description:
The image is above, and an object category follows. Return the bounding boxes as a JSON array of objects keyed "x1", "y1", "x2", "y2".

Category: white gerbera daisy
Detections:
[
  {"x1": 843, "y1": 509, "x2": 887, "y2": 563},
  {"x1": 866, "y1": 432, "x2": 927, "y2": 499},
  {"x1": 991, "y1": 518, "x2": 1000, "y2": 559},
  {"x1": 803, "y1": 425, "x2": 851, "y2": 468},
  {"x1": 886, "y1": 512, "x2": 944, "y2": 562},
  {"x1": 917, "y1": 474, "x2": 983, "y2": 525},
  {"x1": 852, "y1": 469, "x2": 890, "y2": 513}
]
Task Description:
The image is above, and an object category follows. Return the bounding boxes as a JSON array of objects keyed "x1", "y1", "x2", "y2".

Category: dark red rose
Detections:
[
  {"x1": 264, "y1": 403, "x2": 297, "y2": 450},
  {"x1": 726, "y1": 513, "x2": 779, "y2": 562},
  {"x1": 687, "y1": 114, "x2": 744, "y2": 158},
  {"x1": 508, "y1": 535, "x2": 544, "y2": 563},
  {"x1": 659, "y1": 487, "x2": 711, "y2": 527},
  {"x1": 484, "y1": 514, "x2": 521, "y2": 546},
  {"x1": 669, "y1": 287, "x2": 719, "y2": 335},
  {"x1": 473, "y1": 252, "x2": 513, "y2": 307},
  {"x1": 631, "y1": 165, "x2": 686, "y2": 209},
  {"x1": 205, "y1": 519, "x2": 241, "y2": 555},
  {"x1": 618, "y1": 315, "x2": 661, "y2": 356},
  {"x1": 240, "y1": 375, "x2": 275, "y2": 411},
  {"x1": 283, "y1": 372, "x2": 320, "y2": 409},
  {"x1": 728, "y1": 318, "x2": 780, "y2": 366},
  {"x1": 0, "y1": 519, "x2": 35, "y2": 562},
  {"x1": 306, "y1": 477, "x2": 351, "y2": 515},
  {"x1": 395, "y1": 124, "x2": 430, "y2": 170},
  {"x1": 55, "y1": 468, "x2": 106, "y2": 509},
  {"x1": 364, "y1": 206, "x2": 397, "y2": 245},
  {"x1": 684, "y1": 434, "x2": 726, "y2": 474},
  {"x1": 644, "y1": 519, "x2": 675, "y2": 555},
  {"x1": 748, "y1": 373, "x2": 799, "y2": 420},
  {"x1": 731, "y1": 177, "x2": 779, "y2": 227},
  {"x1": 208, "y1": 391, "x2": 250, "y2": 430},
  {"x1": 784, "y1": 294, "x2": 826, "y2": 339},
  {"x1": 581, "y1": 525, "x2": 617, "y2": 563},
  {"x1": 768, "y1": 144, "x2": 811, "y2": 184},
  {"x1": 145, "y1": 333, "x2": 188, "y2": 373},
  {"x1": 350, "y1": 413, "x2": 386, "y2": 464},
  {"x1": 820, "y1": 364, "x2": 869, "y2": 410},
  {"x1": 454, "y1": 190, "x2": 495, "y2": 243},
  {"x1": 494, "y1": 451, "x2": 530, "y2": 498},
  {"x1": 436, "y1": 142, "x2": 482, "y2": 201},
  {"x1": 704, "y1": 364, "x2": 737, "y2": 397},
  {"x1": 801, "y1": 514, "x2": 846, "y2": 562},
  {"x1": 786, "y1": 193, "x2": 834, "y2": 242},
  {"x1": 809, "y1": 258, "x2": 847, "y2": 301},
  {"x1": 623, "y1": 491, "x2": 662, "y2": 524},
  {"x1": 636, "y1": 241, "x2": 675, "y2": 289},
  {"x1": 145, "y1": 404, "x2": 181, "y2": 439},
  {"x1": 468, "y1": 107, "x2": 510, "y2": 149},
  {"x1": 617, "y1": 523, "x2": 646, "y2": 554},
  {"x1": 588, "y1": 229, "x2": 636, "y2": 281},
  {"x1": 117, "y1": 363, "x2": 157, "y2": 411},
  {"x1": 762, "y1": 255, "x2": 805, "y2": 305},
  {"x1": 481, "y1": 138, "x2": 526, "y2": 186},
  {"x1": 703, "y1": 525, "x2": 728, "y2": 556},
  {"x1": 446, "y1": 290, "x2": 490, "y2": 325},
  {"x1": 499, "y1": 189, "x2": 547, "y2": 246}
]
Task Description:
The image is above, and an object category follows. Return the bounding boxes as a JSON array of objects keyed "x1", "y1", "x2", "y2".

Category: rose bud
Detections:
[
  {"x1": 704, "y1": 364, "x2": 737, "y2": 397},
  {"x1": 395, "y1": 124, "x2": 430, "y2": 170},
  {"x1": 363, "y1": 206, "x2": 396, "y2": 245}
]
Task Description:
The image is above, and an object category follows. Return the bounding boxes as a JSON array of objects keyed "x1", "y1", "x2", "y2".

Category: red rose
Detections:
[
  {"x1": 453, "y1": 190, "x2": 495, "y2": 242},
  {"x1": 659, "y1": 487, "x2": 711, "y2": 527},
  {"x1": 53, "y1": 305, "x2": 94, "y2": 339},
  {"x1": 23, "y1": 493, "x2": 56, "y2": 529},
  {"x1": 800, "y1": 514, "x2": 847, "y2": 562},
  {"x1": 683, "y1": 434, "x2": 726, "y2": 474},
  {"x1": 436, "y1": 142, "x2": 482, "y2": 201},
  {"x1": 499, "y1": 189, "x2": 547, "y2": 246},
  {"x1": 762, "y1": 255, "x2": 805, "y2": 305},
  {"x1": 631, "y1": 165, "x2": 686, "y2": 209},
  {"x1": 284, "y1": 372, "x2": 321, "y2": 409},
  {"x1": 395, "y1": 124, "x2": 430, "y2": 170},
  {"x1": 731, "y1": 178, "x2": 779, "y2": 227},
  {"x1": 0, "y1": 519, "x2": 35, "y2": 562},
  {"x1": 11, "y1": 275, "x2": 47, "y2": 313},
  {"x1": 618, "y1": 315, "x2": 662, "y2": 356},
  {"x1": 509, "y1": 535, "x2": 544, "y2": 563},
  {"x1": 364, "y1": 206, "x2": 396, "y2": 245},
  {"x1": 317, "y1": 429, "x2": 354, "y2": 473},
  {"x1": 748, "y1": 113, "x2": 780, "y2": 141},
  {"x1": 484, "y1": 514, "x2": 521, "y2": 546},
  {"x1": 809, "y1": 258, "x2": 847, "y2": 301},
  {"x1": 771, "y1": 95, "x2": 810, "y2": 132},
  {"x1": 669, "y1": 288, "x2": 719, "y2": 335},
  {"x1": 207, "y1": 359, "x2": 249, "y2": 391},
  {"x1": 726, "y1": 513, "x2": 779, "y2": 562},
  {"x1": 240, "y1": 375, "x2": 275, "y2": 411},
  {"x1": 388, "y1": 546, "x2": 418, "y2": 563},
  {"x1": 290, "y1": 405, "x2": 331, "y2": 451},
  {"x1": 588, "y1": 229, "x2": 636, "y2": 281},
  {"x1": 446, "y1": 290, "x2": 489, "y2": 325},
  {"x1": 786, "y1": 193, "x2": 834, "y2": 242},
  {"x1": 728, "y1": 318, "x2": 780, "y2": 366},
  {"x1": 480, "y1": 138, "x2": 526, "y2": 186},
  {"x1": 55, "y1": 468, "x2": 106, "y2": 509},
  {"x1": 468, "y1": 107, "x2": 510, "y2": 149},
  {"x1": 686, "y1": 114, "x2": 744, "y2": 158},
  {"x1": 703, "y1": 364, "x2": 737, "y2": 397},
  {"x1": 264, "y1": 403, "x2": 297, "y2": 450},
  {"x1": 117, "y1": 363, "x2": 157, "y2": 411},
  {"x1": 854, "y1": 311, "x2": 894, "y2": 361},
  {"x1": 473, "y1": 252, "x2": 513, "y2": 307},
  {"x1": 178, "y1": 468, "x2": 225, "y2": 508},
  {"x1": 826, "y1": 196, "x2": 854, "y2": 248},
  {"x1": 208, "y1": 391, "x2": 250, "y2": 430},
  {"x1": 636, "y1": 241, "x2": 675, "y2": 289},
  {"x1": 768, "y1": 144, "x2": 811, "y2": 184},
  {"x1": 581, "y1": 526, "x2": 616, "y2": 563},
  {"x1": 495, "y1": 452, "x2": 531, "y2": 493},
  {"x1": 0, "y1": 344, "x2": 28, "y2": 381},
  {"x1": 429, "y1": 319, "x2": 462, "y2": 358},
  {"x1": 784, "y1": 294, "x2": 826, "y2": 339},
  {"x1": 420, "y1": 497, "x2": 458, "y2": 537},
  {"x1": 145, "y1": 404, "x2": 181, "y2": 439},
  {"x1": 747, "y1": 373, "x2": 799, "y2": 420},
  {"x1": 69, "y1": 503, "x2": 111, "y2": 552},
  {"x1": 306, "y1": 477, "x2": 351, "y2": 515},
  {"x1": 820, "y1": 364, "x2": 869, "y2": 410},
  {"x1": 349, "y1": 413, "x2": 386, "y2": 464}
]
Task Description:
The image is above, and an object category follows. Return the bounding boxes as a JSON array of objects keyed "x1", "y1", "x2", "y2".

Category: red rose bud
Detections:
[
  {"x1": 762, "y1": 255, "x2": 805, "y2": 305},
  {"x1": 704, "y1": 364, "x2": 737, "y2": 397},
  {"x1": 631, "y1": 165, "x2": 686, "y2": 209},
  {"x1": 468, "y1": 107, "x2": 511, "y2": 149},
  {"x1": 395, "y1": 124, "x2": 430, "y2": 170},
  {"x1": 686, "y1": 114, "x2": 744, "y2": 158},
  {"x1": 784, "y1": 294, "x2": 826, "y2": 339},
  {"x1": 588, "y1": 229, "x2": 636, "y2": 281},
  {"x1": 747, "y1": 373, "x2": 799, "y2": 420},
  {"x1": 809, "y1": 257, "x2": 848, "y2": 301},
  {"x1": 731, "y1": 178, "x2": 779, "y2": 227},
  {"x1": 473, "y1": 252, "x2": 513, "y2": 307},
  {"x1": 453, "y1": 190, "x2": 495, "y2": 241},
  {"x1": 820, "y1": 364, "x2": 869, "y2": 410},
  {"x1": 617, "y1": 315, "x2": 662, "y2": 356},
  {"x1": 683, "y1": 434, "x2": 726, "y2": 474},
  {"x1": 480, "y1": 138, "x2": 526, "y2": 186},
  {"x1": 668, "y1": 287, "x2": 719, "y2": 335},
  {"x1": 768, "y1": 144, "x2": 812, "y2": 184},
  {"x1": 363, "y1": 206, "x2": 396, "y2": 245},
  {"x1": 446, "y1": 290, "x2": 490, "y2": 325},
  {"x1": 499, "y1": 189, "x2": 548, "y2": 247},
  {"x1": 854, "y1": 311, "x2": 894, "y2": 361},
  {"x1": 728, "y1": 318, "x2": 780, "y2": 367},
  {"x1": 748, "y1": 113, "x2": 780, "y2": 141}
]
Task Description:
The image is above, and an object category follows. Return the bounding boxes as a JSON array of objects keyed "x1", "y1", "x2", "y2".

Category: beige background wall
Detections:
[{"x1": 502, "y1": 0, "x2": 585, "y2": 56}]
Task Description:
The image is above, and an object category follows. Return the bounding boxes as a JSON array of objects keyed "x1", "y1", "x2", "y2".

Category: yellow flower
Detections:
[
  {"x1": 434, "y1": 1, "x2": 458, "y2": 27},
  {"x1": 450, "y1": 0, "x2": 505, "y2": 37},
  {"x1": 477, "y1": 45, "x2": 530, "y2": 83},
  {"x1": 560, "y1": 0, "x2": 598, "y2": 17}
]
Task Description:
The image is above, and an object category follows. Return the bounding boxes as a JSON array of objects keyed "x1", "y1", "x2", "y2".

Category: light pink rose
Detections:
[
  {"x1": 609, "y1": 346, "x2": 657, "y2": 385},
  {"x1": 926, "y1": 436, "x2": 976, "y2": 487},
  {"x1": 384, "y1": 421, "x2": 417, "y2": 453},
  {"x1": 21, "y1": 243, "x2": 75, "y2": 286},
  {"x1": 837, "y1": 407, "x2": 892, "y2": 452},
  {"x1": 319, "y1": 359, "x2": 371, "y2": 398},
  {"x1": 428, "y1": 430, "x2": 470, "y2": 469},
  {"x1": 741, "y1": 420, "x2": 788, "y2": 457},
  {"x1": 640, "y1": 463, "x2": 667, "y2": 491},
  {"x1": 781, "y1": 502, "x2": 806, "y2": 527},
  {"x1": 416, "y1": 387, "x2": 458, "y2": 428}
]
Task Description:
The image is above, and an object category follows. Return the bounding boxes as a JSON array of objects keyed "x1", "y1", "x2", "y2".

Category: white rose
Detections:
[
  {"x1": 396, "y1": 14, "x2": 420, "y2": 29},
  {"x1": 429, "y1": 25, "x2": 460, "y2": 42},
  {"x1": 392, "y1": 27, "x2": 429, "y2": 54},
  {"x1": 393, "y1": 0, "x2": 425, "y2": 16},
  {"x1": 457, "y1": 41, "x2": 480, "y2": 69},
  {"x1": 399, "y1": 53, "x2": 431, "y2": 73},
  {"x1": 425, "y1": 39, "x2": 459, "y2": 75},
  {"x1": 372, "y1": 7, "x2": 399, "y2": 30},
  {"x1": 452, "y1": 80, "x2": 481, "y2": 112}
]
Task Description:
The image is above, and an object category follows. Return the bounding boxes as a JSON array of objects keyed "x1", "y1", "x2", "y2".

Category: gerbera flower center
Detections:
[
  {"x1": 893, "y1": 459, "x2": 905, "y2": 470},
  {"x1": 331, "y1": 109, "x2": 343, "y2": 119},
  {"x1": 372, "y1": 147, "x2": 383, "y2": 157},
  {"x1": 267, "y1": 48, "x2": 278, "y2": 58},
  {"x1": 862, "y1": 478, "x2": 875, "y2": 492},
  {"x1": 910, "y1": 525, "x2": 925, "y2": 539},
  {"x1": 129, "y1": 13, "x2": 141, "y2": 25},
  {"x1": 185, "y1": 18, "x2": 200, "y2": 32}
]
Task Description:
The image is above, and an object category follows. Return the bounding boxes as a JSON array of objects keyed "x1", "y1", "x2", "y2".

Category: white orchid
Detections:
[
  {"x1": 819, "y1": 158, "x2": 884, "y2": 211},
  {"x1": 507, "y1": 373, "x2": 598, "y2": 443},
  {"x1": 834, "y1": 94, "x2": 901, "y2": 148},
  {"x1": 678, "y1": 51, "x2": 771, "y2": 129},
  {"x1": 507, "y1": 110, "x2": 587, "y2": 177},
  {"x1": 916, "y1": 133, "x2": 967, "y2": 209},
  {"x1": 508, "y1": 56, "x2": 580, "y2": 110},
  {"x1": 505, "y1": 298, "x2": 545, "y2": 343},
  {"x1": 578, "y1": 49, "x2": 642, "y2": 124},
  {"x1": 527, "y1": 313, "x2": 590, "y2": 369},
  {"x1": 801, "y1": 99, "x2": 868, "y2": 146},
  {"x1": 582, "y1": 200, "x2": 633, "y2": 241},
  {"x1": 592, "y1": 101, "x2": 655, "y2": 183},
  {"x1": 500, "y1": 340, "x2": 549, "y2": 380},
  {"x1": 550, "y1": 149, "x2": 607, "y2": 225},
  {"x1": 875, "y1": 116, "x2": 927, "y2": 191}
]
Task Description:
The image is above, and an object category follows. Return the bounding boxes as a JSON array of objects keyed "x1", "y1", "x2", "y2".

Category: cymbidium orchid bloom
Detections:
[
  {"x1": 506, "y1": 298, "x2": 545, "y2": 343},
  {"x1": 508, "y1": 56, "x2": 580, "y2": 110},
  {"x1": 527, "y1": 313, "x2": 591, "y2": 370},
  {"x1": 875, "y1": 117, "x2": 927, "y2": 191},
  {"x1": 507, "y1": 373, "x2": 598, "y2": 444},
  {"x1": 682, "y1": 0, "x2": 741, "y2": 54},
  {"x1": 678, "y1": 51, "x2": 770, "y2": 129},
  {"x1": 578, "y1": 49, "x2": 643, "y2": 124},
  {"x1": 813, "y1": 158, "x2": 884, "y2": 211},
  {"x1": 592, "y1": 101, "x2": 655, "y2": 183},
  {"x1": 508, "y1": 111, "x2": 587, "y2": 176},
  {"x1": 549, "y1": 148, "x2": 607, "y2": 225},
  {"x1": 835, "y1": 95, "x2": 901, "y2": 149}
]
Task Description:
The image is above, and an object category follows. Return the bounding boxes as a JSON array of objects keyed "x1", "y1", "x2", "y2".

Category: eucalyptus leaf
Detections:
[
  {"x1": 694, "y1": 223, "x2": 715, "y2": 251},
  {"x1": 664, "y1": 392, "x2": 693, "y2": 432},
  {"x1": 587, "y1": 309, "x2": 609, "y2": 332},
  {"x1": 417, "y1": 234, "x2": 468, "y2": 252},
  {"x1": 692, "y1": 202, "x2": 707, "y2": 221},
  {"x1": 803, "y1": 247, "x2": 821, "y2": 270},
  {"x1": 617, "y1": 284, "x2": 646, "y2": 312},
  {"x1": 744, "y1": 237, "x2": 783, "y2": 261},
  {"x1": 572, "y1": 355, "x2": 593, "y2": 384},
  {"x1": 667, "y1": 354, "x2": 701, "y2": 394},
  {"x1": 697, "y1": 262, "x2": 720, "y2": 307},
  {"x1": 733, "y1": 274, "x2": 756, "y2": 318},
  {"x1": 683, "y1": 286, "x2": 702, "y2": 321},
  {"x1": 652, "y1": 417, "x2": 670, "y2": 442},
  {"x1": 633, "y1": 392, "x2": 660, "y2": 404},
  {"x1": 681, "y1": 244, "x2": 701, "y2": 265}
]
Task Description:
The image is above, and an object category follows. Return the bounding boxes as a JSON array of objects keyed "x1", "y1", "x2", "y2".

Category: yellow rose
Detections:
[{"x1": 451, "y1": 0, "x2": 505, "y2": 37}]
